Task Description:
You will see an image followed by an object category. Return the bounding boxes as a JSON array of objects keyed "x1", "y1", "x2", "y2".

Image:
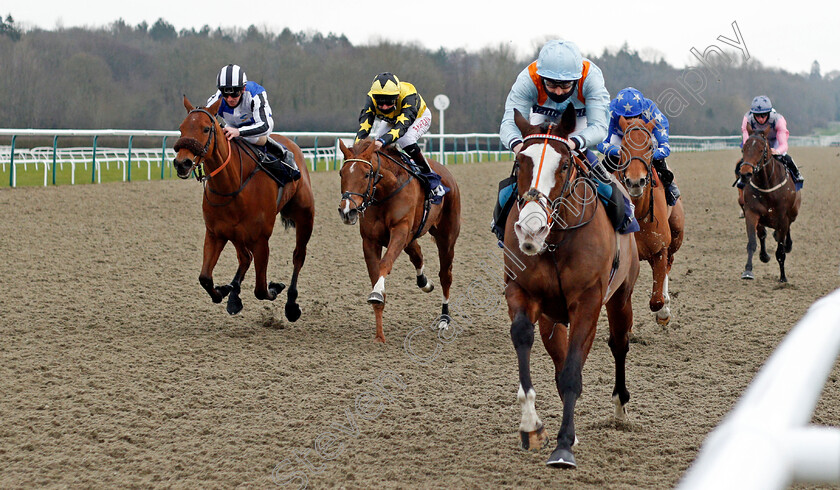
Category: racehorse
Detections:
[
  {"x1": 738, "y1": 125, "x2": 801, "y2": 282},
  {"x1": 616, "y1": 117, "x2": 685, "y2": 325},
  {"x1": 173, "y1": 96, "x2": 315, "y2": 320},
  {"x1": 504, "y1": 106, "x2": 639, "y2": 468},
  {"x1": 337, "y1": 139, "x2": 461, "y2": 343}
]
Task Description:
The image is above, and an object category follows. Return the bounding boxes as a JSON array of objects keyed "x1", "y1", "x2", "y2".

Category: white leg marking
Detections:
[
  {"x1": 612, "y1": 394, "x2": 628, "y2": 421},
  {"x1": 373, "y1": 276, "x2": 385, "y2": 295},
  {"x1": 416, "y1": 266, "x2": 424, "y2": 276},
  {"x1": 517, "y1": 385, "x2": 542, "y2": 432},
  {"x1": 656, "y1": 274, "x2": 672, "y2": 320}
]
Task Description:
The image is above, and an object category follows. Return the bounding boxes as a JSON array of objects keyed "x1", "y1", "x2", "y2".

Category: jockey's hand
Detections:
[
  {"x1": 512, "y1": 142, "x2": 523, "y2": 155},
  {"x1": 223, "y1": 126, "x2": 240, "y2": 140},
  {"x1": 770, "y1": 148, "x2": 780, "y2": 155},
  {"x1": 375, "y1": 139, "x2": 384, "y2": 150}
]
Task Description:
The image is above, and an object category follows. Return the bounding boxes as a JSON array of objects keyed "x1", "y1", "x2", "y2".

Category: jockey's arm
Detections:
[
  {"x1": 237, "y1": 92, "x2": 273, "y2": 138},
  {"x1": 651, "y1": 106, "x2": 671, "y2": 160},
  {"x1": 741, "y1": 115, "x2": 749, "y2": 145},
  {"x1": 575, "y1": 66, "x2": 610, "y2": 151},
  {"x1": 355, "y1": 97, "x2": 376, "y2": 144},
  {"x1": 500, "y1": 69, "x2": 538, "y2": 154},
  {"x1": 376, "y1": 93, "x2": 421, "y2": 147},
  {"x1": 597, "y1": 114, "x2": 621, "y2": 158},
  {"x1": 773, "y1": 114, "x2": 790, "y2": 154}
]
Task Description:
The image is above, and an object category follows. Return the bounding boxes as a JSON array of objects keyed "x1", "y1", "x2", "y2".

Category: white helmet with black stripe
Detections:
[{"x1": 217, "y1": 64, "x2": 248, "y2": 90}]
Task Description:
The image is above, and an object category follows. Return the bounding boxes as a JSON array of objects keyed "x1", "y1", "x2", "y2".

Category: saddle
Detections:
[{"x1": 238, "y1": 138, "x2": 301, "y2": 186}]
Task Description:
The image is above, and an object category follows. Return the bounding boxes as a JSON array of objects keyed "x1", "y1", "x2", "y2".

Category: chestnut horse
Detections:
[
  {"x1": 173, "y1": 96, "x2": 315, "y2": 319},
  {"x1": 616, "y1": 117, "x2": 684, "y2": 325},
  {"x1": 505, "y1": 106, "x2": 639, "y2": 468},
  {"x1": 738, "y1": 126, "x2": 801, "y2": 282},
  {"x1": 337, "y1": 139, "x2": 461, "y2": 343}
]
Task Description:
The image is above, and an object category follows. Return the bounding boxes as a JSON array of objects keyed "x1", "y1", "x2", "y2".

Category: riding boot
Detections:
[
  {"x1": 652, "y1": 158, "x2": 679, "y2": 206},
  {"x1": 265, "y1": 138, "x2": 298, "y2": 171},
  {"x1": 779, "y1": 154, "x2": 804, "y2": 183},
  {"x1": 589, "y1": 159, "x2": 612, "y2": 184},
  {"x1": 602, "y1": 153, "x2": 621, "y2": 174},
  {"x1": 403, "y1": 143, "x2": 435, "y2": 198}
]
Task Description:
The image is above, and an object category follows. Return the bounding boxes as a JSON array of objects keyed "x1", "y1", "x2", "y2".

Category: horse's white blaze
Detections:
[
  {"x1": 517, "y1": 385, "x2": 542, "y2": 432},
  {"x1": 514, "y1": 143, "x2": 561, "y2": 252},
  {"x1": 342, "y1": 200, "x2": 352, "y2": 215},
  {"x1": 373, "y1": 276, "x2": 385, "y2": 295}
]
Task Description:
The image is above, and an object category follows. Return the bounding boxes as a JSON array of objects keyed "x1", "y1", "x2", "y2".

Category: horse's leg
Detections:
[
  {"x1": 507, "y1": 284, "x2": 545, "y2": 451},
  {"x1": 404, "y1": 241, "x2": 434, "y2": 293},
  {"x1": 433, "y1": 232, "x2": 457, "y2": 330},
  {"x1": 742, "y1": 214, "x2": 758, "y2": 280},
  {"x1": 785, "y1": 230, "x2": 793, "y2": 253},
  {"x1": 775, "y1": 227, "x2": 789, "y2": 283},
  {"x1": 251, "y1": 237, "x2": 279, "y2": 301},
  {"x1": 362, "y1": 239, "x2": 386, "y2": 342},
  {"x1": 648, "y1": 249, "x2": 669, "y2": 325},
  {"x1": 538, "y1": 317, "x2": 573, "y2": 446},
  {"x1": 547, "y1": 291, "x2": 600, "y2": 468},
  {"x1": 199, "y1": 232, "x2": 229, "y2": 303},
  {"x1": 604, "y1": 284, "x2": 634, "y2": 422},
  {"x1": 367, "y1": 225, "x2": 411, "y2": 305},
  {"x1": 758, "y1": 225, "x2": 770, "y2": 263},
  {"x1": 225, "y1": 242, "x2": 252, "y2": 315},
  {"x1": 283, "y1": 208, "x2": 313, "y2": 322}
]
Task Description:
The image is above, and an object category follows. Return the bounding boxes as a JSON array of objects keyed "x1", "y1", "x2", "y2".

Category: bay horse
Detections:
[
  {"x1": 616, "y1": 116, "x2": 685, "y2": 325},
  {"x1": 738, "y1": 125, "x2": 801, "y2": 282},
  {"x1": 172, "y1": 96, "x2": 315, "y2": 320},
  {"x1": 505, "y1": 106, "x2": 639, "y2": 468},
  {"x1": 337, "y1": 139, "x2": 461, "y2": 343}
]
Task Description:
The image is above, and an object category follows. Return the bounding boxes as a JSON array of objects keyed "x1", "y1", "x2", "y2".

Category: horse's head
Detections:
[
  {"x1": 337, "y1": 138, "x2": 379, "y2": 225},
  {"x1": 511, "y1": 104, "x2": 582, "y2": 255},
  {"x1": 740, "y1": 125, "x2": 772, "y2": 181},
  {"x1": 173, "y1": 95, "x2": 223, "y2": 179},
  {"x1": 618, "y1": 116, "x2": 656, "y2": 198}
]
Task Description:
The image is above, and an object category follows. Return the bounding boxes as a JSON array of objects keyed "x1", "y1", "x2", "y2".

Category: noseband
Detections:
[
  {"x1": 174, "y1": 108, "x2": 232, "y2": 182},
  {"x1": 341, "y1": 156, "x2": 383, "y2": 214},
  {"x1": 618, "y1": 125, "x2": 654, "y2": 187}
]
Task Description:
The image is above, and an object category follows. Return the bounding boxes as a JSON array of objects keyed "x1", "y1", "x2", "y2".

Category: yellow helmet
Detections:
[{"x1": 370, "y1": 72, "x2": 400, "y2": 108}]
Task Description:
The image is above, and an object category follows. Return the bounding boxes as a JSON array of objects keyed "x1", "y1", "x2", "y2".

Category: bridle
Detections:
[
  {"x1": 174, "y1": 108, "x2": 258, "y2": 207},
  {"x1": 618, "y1": 124, "x2": 656, "y2": 222},
  {"x1": 340, "y1": 150, "x2": 414, "y2": 214},
  {"x1": 741, "y1": 134, "x2": 787, "y2": 193},
  {"x1": 517, "y1": 132, "x2": 597, "y2": 240}
]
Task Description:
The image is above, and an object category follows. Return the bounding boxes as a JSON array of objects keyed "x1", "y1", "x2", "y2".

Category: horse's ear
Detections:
[
  {"x1": 339, "y1": 138, "x2": 352, "y2": 159},
  {"x1": 645, "y1": 119, "x2": 657, "y2": 133},
  {"x1": 183, "y1": 95, "x2": 194, "y2": 112},
  {"x1": 618, "y1": 116, "x2": 629, "y2": 132},
  {"x1": 762, "y1": 125, "x2": 772, "y2": 138},
  {"x1": 746, "y1": 124, "x2": 754, "y2": 136},
  {"x1": 557, "y1": 103, "x2": 577, "y2": 135},
  {"x1": 513, "y1": 108, "x2": 532, "y2": 136},
  {"x1": 207, "y1": 97, "x2": 222, "y2": 116}
]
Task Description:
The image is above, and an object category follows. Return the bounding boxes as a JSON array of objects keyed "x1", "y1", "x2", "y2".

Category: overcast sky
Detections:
[{"x1": 7, "y1": 1, "x2": 839, "y2": 75}]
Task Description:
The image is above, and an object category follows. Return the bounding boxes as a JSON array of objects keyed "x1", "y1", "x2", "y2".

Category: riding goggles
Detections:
[
  {"x1": 543, "y1": 78, "x2": 575, "y2": 90},
  {"x1": 221, "y1": 87, "x2": 243, "y2": 97}
]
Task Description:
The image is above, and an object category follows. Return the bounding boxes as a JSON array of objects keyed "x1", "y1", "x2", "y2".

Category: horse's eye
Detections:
[{"x1": 203, "y1": 127, "x2": 211, "y2": 133}]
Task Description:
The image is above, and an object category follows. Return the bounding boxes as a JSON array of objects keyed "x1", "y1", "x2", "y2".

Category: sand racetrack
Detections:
[{"x1": 1, "y1": 147, "x2": 839, "y2": 489}]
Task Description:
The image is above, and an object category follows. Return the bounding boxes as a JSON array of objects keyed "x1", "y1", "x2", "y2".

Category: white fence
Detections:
[
  {"x1": 679, "y1": 288, "x2": 840, "y2": 489},
  {"x1": 2, "y1": 129, "x2": 840, "y2": 187}
]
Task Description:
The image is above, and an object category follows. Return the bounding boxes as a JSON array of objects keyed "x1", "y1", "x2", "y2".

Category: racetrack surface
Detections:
[{"x1": 1, "y1": 147, "x2": 839, "y2": 488}]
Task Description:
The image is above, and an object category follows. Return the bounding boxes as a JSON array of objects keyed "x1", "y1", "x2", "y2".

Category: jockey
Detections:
[
  {"x1": 495, "y1": 40, "x2": 632, "y2": 239},
  {"x1": 355, "y1": 72, "x2": 442, "y2": 199},
  {"x1": 598, "y1": 87, "x2": 680, "y2": 206},
  {"x1": 735, "y1": 95, "x2": 803, "y2": 215},
  {"x1": 206, "y1": 64, "x2": 298, "y2": 173}
]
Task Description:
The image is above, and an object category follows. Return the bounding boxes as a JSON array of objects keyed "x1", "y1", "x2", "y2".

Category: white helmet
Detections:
[{"x1": 536, "y1": 40, "x2": 583, "y2": 81}]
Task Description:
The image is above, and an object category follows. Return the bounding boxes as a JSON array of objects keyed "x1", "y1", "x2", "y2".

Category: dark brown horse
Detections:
[
  {"x1": 505, "y1": 106, "x2": 639, "y2": 468},
  {"x1": 338, "y1": 139, "x2": 461, "y2": 343},
  {"x1": 173, "y1": 96, "x2": 315, "y2": 319},
  {"x1": 616, "y1": 117, "x2": 685, "y2": 325},
  {"x1": 738, "y1": 126, "x2": 801, "y2": 282}
]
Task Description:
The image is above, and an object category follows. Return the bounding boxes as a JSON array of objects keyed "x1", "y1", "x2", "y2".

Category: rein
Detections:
[{"x1": 341, "y1": 150, "x2": 415, "y2": 214}]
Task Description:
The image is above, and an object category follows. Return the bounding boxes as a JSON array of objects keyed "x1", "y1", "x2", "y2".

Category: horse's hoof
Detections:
[
  {"x1": 374, "y1": 335, "x2": 386, "y2": 343},
  {"x1": 779, "y1": 277, "x2": 788, "y2": 283},
  {"x1": 741, "y1": 270, "x2": 754, "y2": 280},
  {"x1": 612, "y1": 394, "x2": 629, "y2": 421},
  {"x1": 285, "y1": 302, "x2": 301, "y2": 322},
  {"x1": 367, "y1": 292, "x2": 385, "y2": 304},
  {"x1": 269, "y1": 282, "x2": 286, "y2": 295},
  {"x1": 760, "y1": 253, "x2": 770, "y2": 263},
  {"x1": 437, "y1": 314, "x2": 452, "y2": 330},
  {"x1": 226, "y1": 296, "x2": 243, "y2": 315},
  {"x1": 215, "y1": 284, "x2": 233, "y2": 302},
  {"x1": 546, "y1": 446, "x2": 576, "y2": 468},
  {"x1": 656, "y1": 315, "x2": 670, "y2": 326},
  {"x1": 416, "y1": 274, "x2": 434, "y2": 293},
  {"x1": 519, "y1": 424, "x2": 547, "y2": 451}
]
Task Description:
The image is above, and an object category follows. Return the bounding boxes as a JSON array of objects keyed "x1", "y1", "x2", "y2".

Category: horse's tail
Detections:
[{"x1": 281, "y1": 217, "x2": 296, "y2": 230}]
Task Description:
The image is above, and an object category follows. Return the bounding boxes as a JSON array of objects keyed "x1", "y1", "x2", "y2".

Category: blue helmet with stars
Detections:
[
  {"x1": 750, "y1": 95, "x2": 772, "y2": 114},
  {"x1": 610, "y1": 87, "x2": 645, "y2": 117}
]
